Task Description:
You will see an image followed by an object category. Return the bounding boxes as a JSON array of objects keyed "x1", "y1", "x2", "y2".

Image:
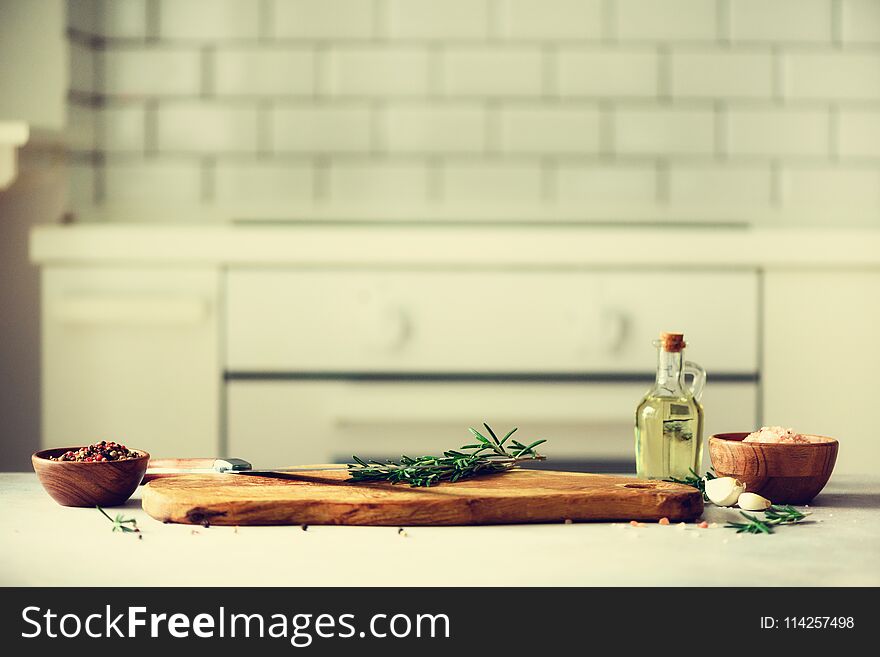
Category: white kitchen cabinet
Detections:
[
  {"x1": 227, "y1": 270, "x2": 758, "y2": 374},
  {"x1": 764, "y1": 271, "x2": 880, "y2": 475},
  {"x1": 227, "y1": 380, "x2": 757, "y2": 468},
  {"x1": 41, "y1": 267, "x2": 220, "y2": 458}
]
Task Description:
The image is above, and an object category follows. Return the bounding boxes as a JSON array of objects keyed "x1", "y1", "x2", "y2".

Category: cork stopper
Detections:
[{"x1": 659, "y1": 332, "x2": 686, "y2": 352}]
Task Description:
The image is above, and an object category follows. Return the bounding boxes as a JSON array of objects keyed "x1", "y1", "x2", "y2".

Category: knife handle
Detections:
[{"x1": 142, "y1": 458, "x2": 223, "y2": 483}]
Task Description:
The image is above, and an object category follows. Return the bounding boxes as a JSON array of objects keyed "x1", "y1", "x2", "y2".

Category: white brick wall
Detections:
[
  {"x1": 158, "y1": 103, "x2": 259, "y2": 153},
  {"x1": 215, "y1": 48, "x2": 315, "y2": 96},
  {"x1": 557, "y1": 49, "x2": 658, "y2": 97},
  {"x1": 727, "y1": 109, "x2": 829, "y2": 157},
  {"x1": 787, "y1": 52, "x2": 880, "y2": 100},
  {"x1": 382, "y1": 104, "x2": 486, "y2": 153},
  {"x1": 66, "y1": 0, "x2": 880, "y2": 223},
  {"x1": 842, "y1": 0, "x2": 880, "y2": 43},
  {"x1": 839, "y1": 110, "x2": 880, "y2": 158},
  {"x1": 615, "y1": 107, "x2": 714, "y2": 155},
  {"x1": 499, "y1": 106, "x2": 600, "y2": 154},
  {"x1": 327, "y1": 47, "x2": 430, "y2": 96},
  {"x1": 388, "y1": 0, "x2": 489, "y2": 40},
  {"x1": 273, "y1": 105, "x2": 373, "y2": 153},
  {"x1": 273, "y1": 0, "x2": 376, "y2": 39},
  {"x1": 159, "y1": 0, "x2": 260, "y2": 40},
  {"x1": 498, "y1": 0, "x2": 602, "y2": 40},
  {"x1": 671, "y1": 50, "x2": 774, "y2": 98},
  {"x1": 442, "y1": 47, "x2": 543, "y2": 97},
  {"x1": 101, "y1": 48, "x2": 201, "y2": 97},
  {"x1": 731, "y1": 0, "x2": 832, "y2": 43},
  {"x1": 614, "y1": 0, "x2": 717, "y2": 41}
]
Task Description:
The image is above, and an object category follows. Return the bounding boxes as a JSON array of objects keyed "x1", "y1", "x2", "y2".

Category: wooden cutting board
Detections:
[{"x1": 141, "y1": 468, "x2": 703, "y2": 526}]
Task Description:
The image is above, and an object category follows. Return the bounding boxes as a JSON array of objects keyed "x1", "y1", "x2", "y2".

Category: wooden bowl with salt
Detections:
[{"x1": 708, "y1": 432, "x2": 838, "y2": 505}]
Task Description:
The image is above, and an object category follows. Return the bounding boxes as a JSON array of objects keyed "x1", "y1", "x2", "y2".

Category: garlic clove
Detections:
[
  {"x1": 704, "y1": 476, "x2": 746, "y2": 506},
  {"x1": 737, "y1": 492, "x2": 772, "y2": 511}
]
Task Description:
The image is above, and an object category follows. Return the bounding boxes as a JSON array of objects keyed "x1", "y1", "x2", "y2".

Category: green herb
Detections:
[
  {"x1": 96, "y1": 505, "x2": 141, "y2": 534},
  {"x1": 725, "y1": 504, "x2": 808, "y2": 534},
  {"x1": 664, "y1": 467, "x2": 716, "y2": 501},
  {"x1": 347, "y1": 423, "x2": 546, "y2": 488}
]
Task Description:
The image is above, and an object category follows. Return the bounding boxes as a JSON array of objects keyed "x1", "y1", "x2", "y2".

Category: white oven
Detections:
[{"x1": 224, "y1": 269, "x2": 759, "y2": 470}]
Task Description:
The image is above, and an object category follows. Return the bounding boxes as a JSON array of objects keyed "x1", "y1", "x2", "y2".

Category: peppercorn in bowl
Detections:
[{"x1": 32, "y1": 441, "x2": 150, "y2": 507}]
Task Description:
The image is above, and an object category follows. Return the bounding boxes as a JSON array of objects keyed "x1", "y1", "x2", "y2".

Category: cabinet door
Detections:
[
  {"x1": 228, "y1": 380, "x2": 757, "y2": 469},
  {"x1": 764, "y1": 271, "x2": 880, "y2": 475},
  {"x1": 42, "y1": 268, "x2": 220, "y2": 458}
]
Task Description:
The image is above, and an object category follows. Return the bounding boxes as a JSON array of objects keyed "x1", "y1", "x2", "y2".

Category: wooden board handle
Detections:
[{"x1": 143, "y1": 458, "x2": 220, "y2": 484}]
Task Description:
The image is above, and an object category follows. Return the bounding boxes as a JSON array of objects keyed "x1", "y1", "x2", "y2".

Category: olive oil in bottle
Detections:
[{"x1": 635, "y1": 332, "x2": 706, "y2": 480}]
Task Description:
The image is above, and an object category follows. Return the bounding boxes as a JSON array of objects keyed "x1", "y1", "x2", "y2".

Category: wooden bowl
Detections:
[
  {"x1": 708, "y1": 433, "x2": 838, "y2": 504},
  {"x1": 32, "y1": 447, "x2": 150, "y2": 507}
]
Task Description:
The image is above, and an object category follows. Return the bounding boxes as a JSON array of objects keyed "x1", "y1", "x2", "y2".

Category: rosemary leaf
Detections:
[{"x1": 347, "y1": 424, "x2": 546, "y2": 487}]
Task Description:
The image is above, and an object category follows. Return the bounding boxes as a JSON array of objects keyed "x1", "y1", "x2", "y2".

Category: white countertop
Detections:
[
  {"x1": 3, "y1": 473, "x2": 878, "y2": 586},
  {"x1": 30, "y1": 224, "x2": 880, "y2": 268}
]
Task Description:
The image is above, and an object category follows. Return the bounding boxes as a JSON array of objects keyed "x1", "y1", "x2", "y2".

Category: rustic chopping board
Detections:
[{"x1": 141, "y1": 468, "x2": 703, "y2": 526}]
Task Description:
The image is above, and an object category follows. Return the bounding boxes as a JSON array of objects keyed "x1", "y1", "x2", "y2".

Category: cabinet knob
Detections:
[{"x1": 359, "y1": 305, "x2": 411, "y2": 352}]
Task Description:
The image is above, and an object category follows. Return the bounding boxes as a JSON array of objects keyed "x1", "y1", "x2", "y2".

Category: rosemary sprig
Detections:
[
  {"x1": 725, "y1": 504, "x2": 808, "y2": 534},
  {"x1": 347, "y1": 423, "x2": 546, "y2": 487},
  {"x1": 664, "y1": 467, "x2": 716, "y2": 501},
  {"x1": 96, "y1": 505, "x2": 140, "y2": 534}
]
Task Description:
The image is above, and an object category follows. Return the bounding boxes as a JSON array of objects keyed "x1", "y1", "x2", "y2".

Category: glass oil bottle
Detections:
[{"x1": 634, "y1": 332, "x2": 706, "y2": 480}]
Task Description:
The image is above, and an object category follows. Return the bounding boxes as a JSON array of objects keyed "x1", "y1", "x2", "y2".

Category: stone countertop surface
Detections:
[
  {"x1": 29, "y1": 224, "x2": 880, "y2": 268},
  {"x1": 2, "y1": 473, "x2": 878, "y2": 587}
]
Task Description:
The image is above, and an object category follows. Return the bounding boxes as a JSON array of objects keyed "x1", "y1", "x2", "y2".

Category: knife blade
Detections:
[{"x1": 142, "y1": 457, "x2": 349, "y2": 483}]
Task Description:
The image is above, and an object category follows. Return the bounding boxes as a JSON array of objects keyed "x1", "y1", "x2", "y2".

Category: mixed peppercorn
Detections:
[{"x1": 50, "y1": 440, "x2": 140, "y2": 462}]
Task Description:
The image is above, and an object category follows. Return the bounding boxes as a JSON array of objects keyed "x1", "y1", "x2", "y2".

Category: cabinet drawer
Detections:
[
  {"x1": 227, "y1": 381, "x2": 757, "y2": 467},
  {"x1": 226, "y1": 270, "x2": 758, "y2": 374}
]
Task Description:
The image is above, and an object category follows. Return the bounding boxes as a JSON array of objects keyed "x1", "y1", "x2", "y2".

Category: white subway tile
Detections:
[
  {"x1": 70, "y1": 42, "x2": 96, "y2": 94},
  {"x1": 327, "y1": 47, "x2": 430, "y2": 96},
  {"x1": 158, "y1": 103, "x2": 258, "y2": 152},
  {"x1": 67, "y1": 0, "x2": 100, "y2": 34},
  {"x1": 328, "y1": 163, "x2": 429, "y2": 202},
  {"x1": 499, "y1": 0, "x2": 602, "y2": 39},
  {"x1": 839, "y1": 110, "x2": 880, "y2": 157},
  {"x1": 731, "y1": 0, "x2": 831, "y2": 43},
  {"x1": 842, "y1": 0, "x2": 880, "y2": 43},
  {"x1": 669, "y1": 165, "x2": 773, "y2": 206},
  {"x1": 101, "y1": 106, "x2": 146, "y2": 152},
  {"x1": 273, "y1": 105, "x2": 372, "y2": 153},
  {"x1": 787, "y1": 53, "x2": 880, "y2": 100},
  {"x1": 101, "y1": 48, "x2": 201, "y2": 96},
  {"x1": 442, "y1": 47, "x2": 543, "y2": 97},
  {"x1": 103, "y1": 161, "x2": 203, "y2": 203},
  {"x1": 499, "y1": 106, "x2": 600, "y2": 154},
  {"x1": 728, "y1": 108, "x2": 828, "y2": 156},
  {"x1": 383, "y1": 104, "x2": 486, "y2": 153},
  {"x1": 388, "y1": 0, "x2": 489, "y2": 40},
  {"x1": 215, "y1": 48, "x2": 315, "y2": 96},
  {"x1": 557, "y1": 48, "x2": 657, "y2": 97},
  {"x1": 783, "y1": 166, "x2": 880, "y2": 206},
  {"x1": 159, "y1": 0, "x2": 259, "y2": 39},
  {"x1": 443, "y1": 163, "x2": 543, "y2": 203},
  {"x1": 273, "y1": 0, "x2": 375, "y2": 39},
  {"x1": 672, "y1": 50, "x2": 774, "y2": 98},
  {"x1": 614, "y1": 107, "x2": 714, "y2": 155},
  {"x1": 556, "y1": 164, "x2": 656, "y2": 203},
  {"x1": 102, "y1": 0, "x2": 147, "y2": 37},
  {"x1": 68, "y1": 162, "x2": 97, "y2": 208},
  {"x1": 214, "y1": 163, "x2": 314, "y2": 203},
  {"x1": 66, "y1": 105, "x2": 97, "y2": 152},
  {"x1": 615, "y1": 0, "x2": 716, "y2": 41}
]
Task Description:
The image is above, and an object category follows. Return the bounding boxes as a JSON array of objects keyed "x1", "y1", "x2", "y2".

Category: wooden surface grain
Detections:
[{"x1": 141, "y1": 468, "x2": 704, "y2": 526}]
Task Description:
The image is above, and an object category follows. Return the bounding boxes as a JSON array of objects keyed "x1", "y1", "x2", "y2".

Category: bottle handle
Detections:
[{"x1": 684, "y1": 361, "x2": 706, "y2": 402}]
